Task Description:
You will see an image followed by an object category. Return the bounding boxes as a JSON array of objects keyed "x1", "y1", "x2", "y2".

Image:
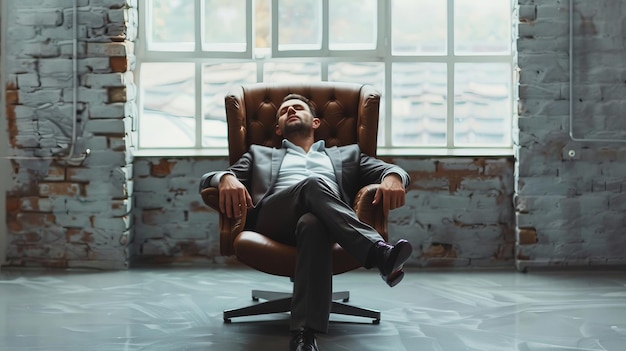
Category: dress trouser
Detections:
[{"x1": 253, "y1": 176, "x2": 384, "y2": 333}]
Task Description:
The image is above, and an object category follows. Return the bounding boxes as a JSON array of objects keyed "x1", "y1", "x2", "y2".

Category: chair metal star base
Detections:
[{"x1": 223, "y1": 289, "x2": 381, "y2": 324}]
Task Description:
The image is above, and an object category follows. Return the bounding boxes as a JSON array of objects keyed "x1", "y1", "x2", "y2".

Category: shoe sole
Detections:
[
  {"x1": 386, "y1": 269, "x2": 405, "y2": 287},
  {"x1": 382, "y1": 240, "x2": 412, "y2": 287},
  {"x1": 383, "y1": 240, "x2": 412, "y2": 276}
]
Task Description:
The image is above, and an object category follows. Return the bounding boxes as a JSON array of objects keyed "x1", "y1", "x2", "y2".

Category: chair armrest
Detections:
[
  {"x1": 200, "y1": 187, "x2": 246, "y2": 256},
  {"x1": 201, "y1": 184, "x2": 387, "y2": 256},
  {"x1": 353, "y1": 184, "x2": 388, "y2": 241}
]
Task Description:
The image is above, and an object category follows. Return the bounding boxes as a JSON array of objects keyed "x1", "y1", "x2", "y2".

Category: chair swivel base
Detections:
[{"x1": 223, "y1": 289, "x2": 381, "y2": 324}]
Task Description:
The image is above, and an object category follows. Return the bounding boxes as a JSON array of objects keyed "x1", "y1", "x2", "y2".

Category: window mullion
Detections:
[
  {"x1": 195, "y1": 0, "x2": 203, "y2": 149},
  {"x1": 446, "y1": 0, "x2": 455, "y2": 149},
  {"x1": 196, "y1": 0, "x2": 203, "y2": 54},
  {"x1": 195, "y1": 62, "x2": 203, "y2": 149},
  {"x1": 322, "y1": 0, "x2": 329, "y2": 56},
  {"x1": 382, "y1": 0, "x2": 392, "y2": 149},
  {"x1": 246, "y1": 0, "x2": 253, "y2": 57},
  {"x1": 271, "y1": 0, "x2": 279, "y2": 58}
]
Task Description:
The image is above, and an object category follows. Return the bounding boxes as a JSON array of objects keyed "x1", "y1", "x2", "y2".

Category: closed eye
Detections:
[{"x1": 279, "y1": 104, "x2": 305, "y2": 116}]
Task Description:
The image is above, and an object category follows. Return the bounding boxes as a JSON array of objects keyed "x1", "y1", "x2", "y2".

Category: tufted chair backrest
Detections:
[{"x1": 224, "y1": 82, "x2": 381, "y2": 165}]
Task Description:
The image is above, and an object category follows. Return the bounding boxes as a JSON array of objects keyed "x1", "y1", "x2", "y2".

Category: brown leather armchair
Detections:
[{"x1": 201, "y1": 82, "x2": 387, "y2": 324}]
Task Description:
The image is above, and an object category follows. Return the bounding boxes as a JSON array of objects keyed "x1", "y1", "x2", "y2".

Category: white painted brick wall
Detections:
[
  {"x1": 132, "y1": 156, "x2": 515, "y2": 267},
  {"x1": 7, "y1": 0, "x2": 623, "y2": 270},
  {"x1": 516, "y1": 0, "x2": 626, "y2": 270},
  {"x1": 3, "y1": 0, "x2": 137, "y2": 269}
]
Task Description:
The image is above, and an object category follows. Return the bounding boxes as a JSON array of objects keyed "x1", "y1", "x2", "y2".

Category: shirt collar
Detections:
[{"x1": 281, "y1": 139, "x2": 326, "y2": 153}]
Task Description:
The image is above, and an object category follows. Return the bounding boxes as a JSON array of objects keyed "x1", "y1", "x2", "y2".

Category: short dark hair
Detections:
[{"x1": 277, "y1": 93, "x2": 317, "y2": 118}]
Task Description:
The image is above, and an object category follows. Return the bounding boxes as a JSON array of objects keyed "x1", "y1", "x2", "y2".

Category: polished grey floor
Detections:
[{"x1": 1, "y1": 266, "x2": 625, "y2": 351}]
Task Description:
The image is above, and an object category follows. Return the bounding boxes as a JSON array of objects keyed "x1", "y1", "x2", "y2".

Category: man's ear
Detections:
[
  {"x1": 275, "y1": 123, "x2": 283, "y2": 136},
  {"x1": 312, "y1": 117, "x2": 321, "y2": 130}
]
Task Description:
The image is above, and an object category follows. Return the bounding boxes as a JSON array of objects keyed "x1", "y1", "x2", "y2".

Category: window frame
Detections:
[{"x1": 135, "y1": 0, "x2": 515, "y2": 157}]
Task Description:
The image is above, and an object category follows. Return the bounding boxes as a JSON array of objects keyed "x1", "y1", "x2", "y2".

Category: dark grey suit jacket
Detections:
[{"x1": 200, "y1": 144, "x2": 410, "y2": 207}]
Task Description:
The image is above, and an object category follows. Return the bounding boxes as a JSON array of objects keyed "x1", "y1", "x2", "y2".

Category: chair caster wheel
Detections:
[
  {"x1": 373, "y1": 319, "x2": 380, "y2": 325},
  {"x1": 252, "y1": 297, "x2": 259, "y2": 302}
]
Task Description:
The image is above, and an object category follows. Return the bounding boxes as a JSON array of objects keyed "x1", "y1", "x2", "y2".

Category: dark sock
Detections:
[{"x1": 364, "y1": 240, "x2": 384, "y2": 269}]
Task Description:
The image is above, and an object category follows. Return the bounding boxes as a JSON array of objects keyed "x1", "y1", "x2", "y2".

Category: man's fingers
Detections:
[{"x1": 372, "y1": 188, "x2": 382, "y2": 205}]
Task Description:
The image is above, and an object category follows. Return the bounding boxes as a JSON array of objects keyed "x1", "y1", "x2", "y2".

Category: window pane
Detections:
[
  {"x1": 140, "y1": 63, "x2": 195, "y2": 148},
  {"x1": 203, "y1": 0, "x2": 247, "y2": 52},
  {"x1": 263, "y1": 62, "x2": 321, "y2": 82},
  {"x1": 202, "y1": 63, "x2": 257, "y2": 147},
  {"x1": 278, "y1": 0, "x2": 322, "y2": 50},
  {"x1": 329, "y1": 0, "x2": 377, "y2": 50},
  {"x1": 148, "y1": 0, "x2": 194, "y2": 51},
  {"x1": 328, "y1": 62, "x2": 385, "y2": 144},
  {"x1": 455, "y1": 0, "x2": 510, "y2": 54},
  {"x1": 391, "y1": 0, "x2": 446, "y2": 55},
  {"x1": 454, "y1": 63, "x2": 511, "y2": 146},
  {"x1": 392, "y1": 63, "x2": 447, "y2": 146}
]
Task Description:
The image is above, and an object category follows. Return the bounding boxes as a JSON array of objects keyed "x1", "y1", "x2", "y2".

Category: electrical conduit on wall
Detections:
[
  {"x1": 1, "y1": 0, "x2": 7, "y2": 267},
  {"x1": 568, "y1": 0, "x2": 626, "y2": 144},
  {"x1": 0, "y1": 0, "x2": 86, "y2": 267}
]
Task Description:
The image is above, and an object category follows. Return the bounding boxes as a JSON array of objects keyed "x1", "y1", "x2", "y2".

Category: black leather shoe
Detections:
[
  {"x1": 374, "y1": 239, "x2": 412, "y2": 287},
  {"x1": 290, "y1": 328, "x2": 319, "y2": 351}
]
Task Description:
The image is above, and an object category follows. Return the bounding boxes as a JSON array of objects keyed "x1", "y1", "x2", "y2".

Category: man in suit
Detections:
[{"x1": 200, "y1": 93, "x2": 412, "y2": 351}]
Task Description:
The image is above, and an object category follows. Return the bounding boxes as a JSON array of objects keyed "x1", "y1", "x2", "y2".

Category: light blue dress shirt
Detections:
[
  {"x1": 209, "y1": 140, "x2": 339, "y2": 196},
  {"x1": 273, "y1": 139, "x2": 339, "y2": 196}
]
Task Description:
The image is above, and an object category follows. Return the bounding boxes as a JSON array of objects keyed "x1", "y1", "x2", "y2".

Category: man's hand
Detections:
[
  {"x1": 218, "y1": 174, "x2": 254, "y2": 218},
  {"x1": 372, "y1": 173, "x2": 406, "y2": 215}
]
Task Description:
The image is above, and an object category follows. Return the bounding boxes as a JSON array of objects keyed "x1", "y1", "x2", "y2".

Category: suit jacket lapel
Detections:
[
  {"x1": 270, "y1": 148, "x2": 286, "y2": 189},
  {"x1": 325, "y1": 147, "x2": 344, "y2": 195}
]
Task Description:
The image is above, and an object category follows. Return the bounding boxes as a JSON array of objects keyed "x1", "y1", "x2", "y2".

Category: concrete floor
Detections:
[{"x1": 0, "y1": 266, "x2": 625, "y2": 351}]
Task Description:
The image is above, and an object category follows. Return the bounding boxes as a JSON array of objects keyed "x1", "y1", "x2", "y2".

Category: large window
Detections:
[{"x1": 137, "y1": 0, "x2": 513, "y2": 154}]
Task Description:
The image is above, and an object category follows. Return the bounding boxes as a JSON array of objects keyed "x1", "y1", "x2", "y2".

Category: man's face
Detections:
[{"x1": 275, "y1": 98, "x2": 319, "y2": 137}]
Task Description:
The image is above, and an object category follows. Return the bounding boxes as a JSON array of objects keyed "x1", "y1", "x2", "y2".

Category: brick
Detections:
[
  {"x1": 78, "y1": 58, "x2": 112, "y2": 74},
  {"x1": 15, "y1": 9, "x2": 62, "y2": 26},
  {"x1": 142, "y1": 209, "x2": 167, "y2": 226},
  {"x1": 87, "y1": 42, "x2": 134, "y2": 57},
  {"x1": 111, "y1": 199, "x2": 132, "y2": 216},
  {"x1": 38, "y1": 182, "x2": 81, "y2": 197},
  {"x1": 150, "y1": 159, "x2": 177, "y2": 177},
  {"x1": 85, "y1": 181, "x2": 129, "y2": 198},
  {"x1": 518, "y1": 227, "x2": 538, "y2": 245},
  {"x1": 110, "y1": 136, "x2": 129, "y2": 151},
  {"x1": 62, "y1": 87, "x2": 108, "y2": 104},
  {"x1": 110, "y1": 56, "x2": 130, "y2": 72},
  {"x1": 17, "y1": 73, "x2": 41, "y2": 88},
  {"x1": 83, "y1": 72, "x2": 134, "y2": 88},
  {"x1": 92, "y1": 215, "x2": 131, "y2": 233},
  {"x1": 18, "y1": 89, "x2": 63, "y2": 106},
  {"x1": 20, "y1": 42, "x2": 61, "y2": 58},
  {"x1": 107, "y1": 8, "x2": 129, "y2": 23},
  {"x1": 81, "y1": 150, "x2": 128, "y2": 167},
  {"x1": 14, "y1": 0, "x2": 89, "y2": 7},
  {"x1": 84, "y1": 136, "x2": 109, "y2": 150},
  {"x1": 84, "y1": 119, "x2": 126, "y2": 134},
  {"x1": 39, "y1": 75, "x2": 74, "y2": 88},
  {"x1": 77, "y1": 9, "x2": 107, "y2": 27},
  {"x1": 108, "y1": 87, "x2": 128, "y2": 102},
  {"x1": 101, "y1": 0, "x2": 138, "y2": 9},
  {"x1": 6, "y1": 25, "x2": 37, "y2": 41},
  {"x1": 15, "y1": 213, "x2": 57, "y2": 230},
  {"x1": 89, "y1": 102, "x2": 129, "y2": 119},
  {"x1": 518, "y1": 5, "x2": 536, "y2": 22}
]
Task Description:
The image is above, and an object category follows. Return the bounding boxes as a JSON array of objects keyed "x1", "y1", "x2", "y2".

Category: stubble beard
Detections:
[{"x1": 282, "y1": 119, "x2": 310, "y2": 139}]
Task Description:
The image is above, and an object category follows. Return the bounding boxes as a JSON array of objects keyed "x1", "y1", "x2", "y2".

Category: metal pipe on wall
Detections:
[{"x1": 568, "y1": 0, "x2": 626, "y2": 143}]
